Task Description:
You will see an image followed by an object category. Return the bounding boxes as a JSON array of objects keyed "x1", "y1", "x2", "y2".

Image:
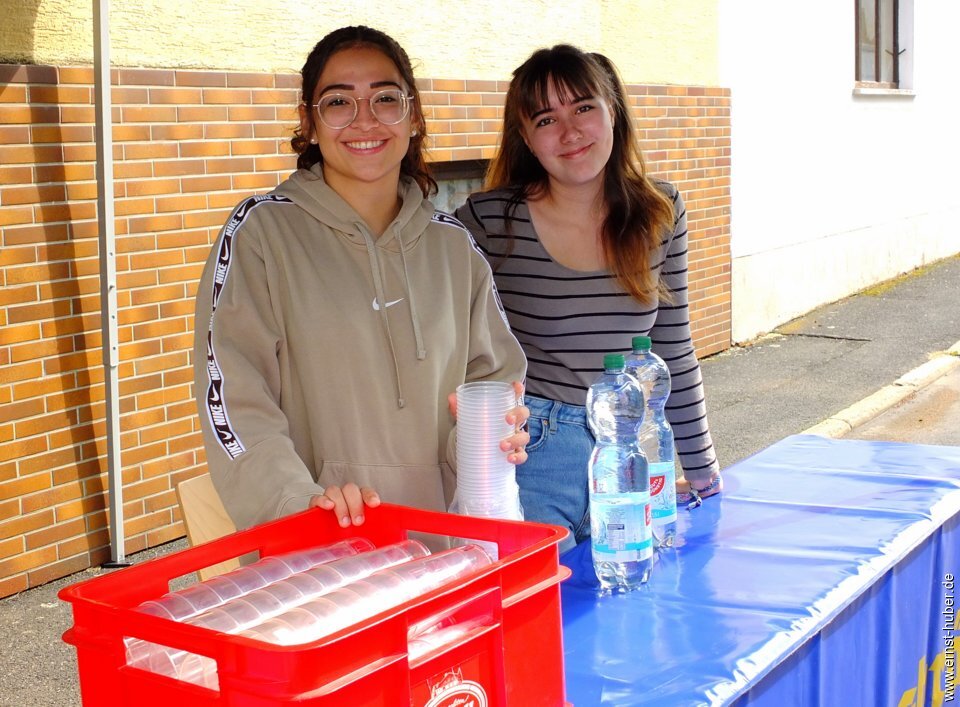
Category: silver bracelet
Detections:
[{"x1": 685, "y1": 473, "x2": 722, "y2": 510}]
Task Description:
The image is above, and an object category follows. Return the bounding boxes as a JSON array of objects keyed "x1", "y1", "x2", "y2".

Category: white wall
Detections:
[{"x1": 719, "y1": 1, "x2": 960, "y2": 342}]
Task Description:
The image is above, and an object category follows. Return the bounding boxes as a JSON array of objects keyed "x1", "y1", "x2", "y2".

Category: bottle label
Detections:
[
  {"x1": 590, "y1": 492, "x2": 652, "y2": 561},
  {"x1": 649, "y1": 461, "x2": 677, "y2": 523}
]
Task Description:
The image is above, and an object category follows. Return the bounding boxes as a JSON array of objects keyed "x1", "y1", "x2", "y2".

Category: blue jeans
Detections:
[{"x1": 520, "y1": 395, "x2": 594, "y2": 554}]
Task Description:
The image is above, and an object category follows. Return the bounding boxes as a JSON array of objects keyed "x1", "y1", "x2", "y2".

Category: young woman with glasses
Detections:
[
  {"x1": 193, "y1": 26, "x2": 528, "y2": 535},
  {"x1": 454, "y1": 46, "x2": 722, "y2": 553}
]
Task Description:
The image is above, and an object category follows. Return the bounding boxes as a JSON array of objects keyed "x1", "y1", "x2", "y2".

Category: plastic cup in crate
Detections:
[
  {"x1": 259, "y1": 578, "x2": 309, "y2": 605},
  {"x1": 135, "y1": 538, "x2": 374, "y2": 622},
  {"x1": 279, "y1": 570, "x2": 327, "y2": 596},
  {"x1": 239, "y1": 544, "x2": 495, "y2": 648},
  {"x1": 189, "y1": 598, "x2": 263, "y2": 633},
  {"x1": 408, "y1": 617, "x2": 488, "y2": 661},
  {"x1": 350, "y1": 571, "x2": 405, "y2": 595}
]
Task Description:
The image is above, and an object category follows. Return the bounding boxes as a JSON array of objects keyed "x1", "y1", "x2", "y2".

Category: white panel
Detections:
[{"x1": 719, "y1": 0, "x2": 960, "y2": 339}]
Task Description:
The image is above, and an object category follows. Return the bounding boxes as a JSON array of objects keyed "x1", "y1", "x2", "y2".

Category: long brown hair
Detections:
[
  {"x1": 291, "y1": 26, "x2": 437, "y2": 197},
  {"x1": 486, "y1": 45, "x2": 673, "y2": 303}
]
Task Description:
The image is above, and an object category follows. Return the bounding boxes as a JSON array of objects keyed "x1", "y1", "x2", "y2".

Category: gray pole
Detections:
[{"x1": 93, "y1": 0, "x2": 127, "y2": 567}]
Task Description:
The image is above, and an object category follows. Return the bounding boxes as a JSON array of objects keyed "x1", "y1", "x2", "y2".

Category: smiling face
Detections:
[
  {"x1": 300, "y1": 46, "x2": 418, "y2": 198},
  {"x1": 520, "y1": 79, "x2": 614, "y2": 193}
]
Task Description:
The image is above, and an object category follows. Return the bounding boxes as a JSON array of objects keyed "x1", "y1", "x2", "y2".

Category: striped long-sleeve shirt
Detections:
[{"x1": 454, "y1": 182, "x2": 719, "y2": 481}]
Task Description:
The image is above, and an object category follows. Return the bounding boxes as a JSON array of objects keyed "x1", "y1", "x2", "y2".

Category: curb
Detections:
[{"x1": 803, "y1": 340, "x2": 960, "y2": 439}]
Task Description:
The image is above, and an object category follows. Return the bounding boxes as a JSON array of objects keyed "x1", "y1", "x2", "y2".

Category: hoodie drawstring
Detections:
[
  {"x1": 360, "y1": 224, "x2": 406, "y2": 408},
  {"x1": 396, "y1": 223, "x2": 427, "y2": 361}
]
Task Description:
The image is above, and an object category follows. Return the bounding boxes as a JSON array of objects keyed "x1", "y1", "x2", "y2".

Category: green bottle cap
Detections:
[
  {"x1": 603, "y1": 353, "x2": 625, "y2": 370},
  {"x1": 632, "y1": 335, "x2": 652, "y2": 350}
]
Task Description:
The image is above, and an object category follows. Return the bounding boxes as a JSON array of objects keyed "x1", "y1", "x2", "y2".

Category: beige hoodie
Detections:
[{"x1": 193, "y1": 165, "x2": 526, "y2": 530}]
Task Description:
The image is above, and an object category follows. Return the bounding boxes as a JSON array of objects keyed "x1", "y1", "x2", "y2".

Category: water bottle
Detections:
[
  {"x1": 586, "y1": 353, "x2": 653, "y2": 592},
  {"x1": 626, "y1": 336, "x2": 677, "y2": 548}
]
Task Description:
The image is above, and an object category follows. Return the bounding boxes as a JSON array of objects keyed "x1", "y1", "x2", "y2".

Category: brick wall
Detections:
[{"x1": 0, "y1": 64, "x2": 731, "y2": 597}]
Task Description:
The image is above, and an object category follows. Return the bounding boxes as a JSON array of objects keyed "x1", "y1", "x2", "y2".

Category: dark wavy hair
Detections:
[
  {"x1": 486, "y1": 45, "x2": 673, "y2": 303},
  {"x1": 291, "y1": 26, "x2": 436, "y2": 197}
]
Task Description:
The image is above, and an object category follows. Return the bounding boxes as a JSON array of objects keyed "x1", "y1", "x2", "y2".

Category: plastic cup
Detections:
[{"x1": 455, "y1": 381, "x2": 519, "y2": 518}]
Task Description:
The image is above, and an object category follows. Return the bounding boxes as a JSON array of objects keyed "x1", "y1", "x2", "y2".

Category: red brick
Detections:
[
  {"x1": 112, "y1": 124, "x2": 152, "y2": 142},
  {"x1": 29, "y1": 85, "x2": 93, "y2": 104},
  {"x1": 152, "y1": 159, "x2": 206, "y2": 177},
  {"x1": 275, "y1": 73, "x2": 300, "y2": 89},
  {"x1": 203, "y1": 88, "x2": 252, "y2": 105},
  {"x1": 5, "y1": 262, "x2": 69, "y2": 286},
  {"x1": 28, "y1": 552, "x2": 98, "y2": 587},
  {"x1": 181, "y1": 175, "x2": 231, "y2": 193},
  {"x1": 184, "y1": 210, "x2": 229, "y2": 228},
  {"x1": 149, "y1": 87, "x2": 203, "y2": 104},
  {"x1": 159, "y1": 263, "x2": 203, "y2": 285},
  {"x1": 123, "y1": 142, "x2": 179, "y2": 161},
  {"x1": 201, "y1": 156, "x2": 253, "y2": 174},
  {"x1": 251, "y1": 89, "x2": 298, "y2": 105},
  {"x1": 254, "y1": 155, "x2": 295, "y2": 172},
  {"x1": 0, "y1": 104, "x2": 58, "y2": 125},
  {"x1": 114, "y1": 196, "x2": 156, "y2": 217},
  {"x1": 129, "y1": 249, "x2": 184, "y2": 270},
  {"x1": 135, "y1": 351, "x2": 189, "y2": 376},
  {"x1": 64, "y1": 181, "x2": 98, "y2": 200},
  {"x1": 110, "y1": 87, "x2": 149, "y2": 104},
  {"x1": 117, "y1": 68, "x2": 175, "y2": 86},
  {"x1": 228, "y1": 105, "x2": 275, "y2": 121},
  {"x1": 226, "y1": 72, "x2": 276, "y2": 88},
  {"x1": 203, "y1": 122, "x2": 253, "y2": 139},
  {"x1": 155, "y1": 194, "x2": 206, "y2": 213},
  {"x1": 0, "y1": 285, "x2": 38, "y2": 308},
  {"x1": 0, "y1": 544, "x2": 61, "y2": 579},
  {"x1": 230, "y1": 139, "x2": 279, "y2": 156},
  {"x1": 151, "y1": 124, "x2": 203, "y2": 141},
  {"x1": 113, "y1": 161, "x2": 153, "y2": 179},
  {"x1": 33, "y1": 201, "x2": 96, "y2": 223},
  {"x1": 231, "y1": 172, "x2": 281, "y2": 190},
  {"x1": 0, "y1": 124, "x2": 29, "y2": 144},
  {"x1": 0, "y1": 574, "x2": 28, "y2": 597},
  {"x1": 0, "y1": 437, "x2": 48, "y2": 464},
  {"x1": 0, "y1": 165, "x2": 33, "y2": 185},
  {"x1": 178, "y1": 140, "x2": 231, "y2": 157},
  {"x1": 121, "y1": 105, "x2": 178, "y2": 123},
  {"x1": 62, "y1": 143, "x2": 96, "y2": 162},
  {"x1": 177, "y1": 105, "x2": 228, "y2": 122},
  {"x1": 0, "y1": 471, "x2": 51, "y2": 502},
  {"x1": 25, "y1": 515, "x2": 83, "y2": 550},
  {"x1": 125, "y1": 178, "x2": 180, "y2": 197},
  {"x1": 0, "y1": 85, "x2": 28, "y2": 102},
  {"x1": 175, "y1": 71, "x2": 227, "y2": 87}
]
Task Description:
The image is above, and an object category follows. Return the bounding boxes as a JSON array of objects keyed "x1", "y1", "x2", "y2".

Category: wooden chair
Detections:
[{"x1": 175, "y1": 472, "x2": 241, "y2": 580}]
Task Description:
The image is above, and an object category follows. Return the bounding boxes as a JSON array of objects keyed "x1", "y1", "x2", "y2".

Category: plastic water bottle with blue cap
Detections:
[
  {"x1": 626, "y1": 335, "x2": 677, "y2": 547},
  {"x1": 586, "y1": 353, "x2": 653, "y2": 592}
]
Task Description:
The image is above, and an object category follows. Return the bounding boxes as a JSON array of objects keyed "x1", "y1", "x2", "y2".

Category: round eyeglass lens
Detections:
[{"x1": 316, "y1": 89, "x2": 409, "y2": 129}]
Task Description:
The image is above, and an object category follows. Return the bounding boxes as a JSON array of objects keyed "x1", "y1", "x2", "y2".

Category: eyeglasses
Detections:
[{"x1": 312, "y1": 88, "x2": 413, "y2": 130}]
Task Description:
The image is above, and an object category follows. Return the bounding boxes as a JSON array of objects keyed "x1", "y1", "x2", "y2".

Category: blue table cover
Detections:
[{"x1": 560, "y1": 434, "x2": 960, "y2": 706}]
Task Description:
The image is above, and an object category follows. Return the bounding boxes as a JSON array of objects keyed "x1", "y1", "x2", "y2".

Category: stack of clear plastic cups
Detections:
[
  {"x1": 135, "y1": 538, "x2": 375, "y2": 623},
  {"x1": 452, "y1": 381, "x2": 523, "y2": 558},
  {"x1": 239, "y1": 544, "x2": 493, "y2": 647},
  {"x1": 408, "y1": 616, "x2": 489, "y2": 661},
  {"x1": 407, "y1": 602, "x2": 494, "y2": 661},
  {"x1": 127, "y1": 540, "x2": 428, "y2": 688},
  {"x1": 126, "y1": 538, "x2": 375, "y2": 683}
]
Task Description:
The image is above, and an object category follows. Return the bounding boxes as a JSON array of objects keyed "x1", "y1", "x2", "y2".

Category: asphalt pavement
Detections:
[{"x1": 1, "y1": 254, "x2": 958, "y2": 707}]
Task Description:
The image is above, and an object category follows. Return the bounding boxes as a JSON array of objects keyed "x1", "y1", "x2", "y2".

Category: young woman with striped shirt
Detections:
[{"x1": 454, "y1": 45, "x2": 722, "y2": 553}]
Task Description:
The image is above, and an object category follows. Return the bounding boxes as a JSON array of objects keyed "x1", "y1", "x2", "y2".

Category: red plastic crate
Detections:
[{"x1": 60, "y1": 503, "x2": 571, "y2": 706}]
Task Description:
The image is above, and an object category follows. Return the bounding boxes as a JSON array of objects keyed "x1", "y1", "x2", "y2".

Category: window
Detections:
[{"x1": 855, "y1": 0, "x2": 913, "y2": 90}]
